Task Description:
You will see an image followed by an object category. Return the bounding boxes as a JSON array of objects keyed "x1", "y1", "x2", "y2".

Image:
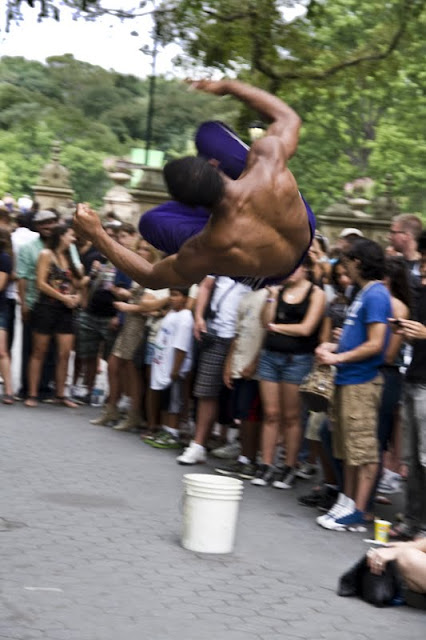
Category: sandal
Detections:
[
  {"x1": 24, "y1": 396, "x2": 38, "y2": 408},
  {"x1": 2, "y1": 394, "x2": 14, "y2": 405},
  {"x1": 56, "y1": 396, "x2": 78, "y2": 409}
]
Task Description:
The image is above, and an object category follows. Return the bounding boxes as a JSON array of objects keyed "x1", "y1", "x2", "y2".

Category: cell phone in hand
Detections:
[{"x1": 389, "y1": 319, "x2": 402, "y2": 326}]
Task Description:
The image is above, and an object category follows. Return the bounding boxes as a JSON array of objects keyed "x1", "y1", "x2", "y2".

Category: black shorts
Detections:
[{"x1": 32, "y1": 302, "x2": 74, "y2": 335}]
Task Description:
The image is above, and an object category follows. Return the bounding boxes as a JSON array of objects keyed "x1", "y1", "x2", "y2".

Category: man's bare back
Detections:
[{"x1": 74, "y1": 80, "x2": 313, "y2": 289}]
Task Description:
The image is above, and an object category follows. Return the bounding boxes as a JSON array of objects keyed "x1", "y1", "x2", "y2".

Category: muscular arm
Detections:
[
  {"x1": 193, "y1": 79, "x2": 301, "y2": 158},
  {"x1": 74, "y1": 205, "x2": 212, "y2": 289}
]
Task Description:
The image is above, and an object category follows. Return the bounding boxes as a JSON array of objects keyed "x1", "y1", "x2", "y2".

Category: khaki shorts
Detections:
[{"x1": 331, "y1": 375, "x2": 383, "y2": 466}]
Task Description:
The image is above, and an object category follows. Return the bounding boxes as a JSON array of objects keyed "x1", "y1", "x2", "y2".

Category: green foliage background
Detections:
[
  {"x1": 0, "y1": 54, "x2": 238, "y2": 207},
  {"x1": 1, "y1": 0, "x2": 426, "y2": 215}
]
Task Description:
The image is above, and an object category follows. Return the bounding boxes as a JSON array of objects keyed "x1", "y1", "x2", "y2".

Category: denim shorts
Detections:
[
  {"x1": 144, "y1": 342, "x2": 155, "y2": 366},
  {"x1": 257, "y1": 350, "x2": 313, "y2": 385}
]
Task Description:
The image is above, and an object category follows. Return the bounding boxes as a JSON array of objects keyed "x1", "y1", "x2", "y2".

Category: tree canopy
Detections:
[
  {"x1": 2, "y1": 1, "x2": 426, "y2": 215},
  {"x1": 0, "y1": 55, "x2": 237, "y2": 205}
]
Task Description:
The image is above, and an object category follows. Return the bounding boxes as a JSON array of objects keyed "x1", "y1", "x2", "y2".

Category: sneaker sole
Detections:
[
  {"x1": 272, "y1": 481, "x2": 294, "y2": 490},
  {"x1": 238, "y1": 472, "x2": 256, "y2": 480},
  {"x1": 250, "y1": 479, "x2": 269, "y2": 487},
  {"x1": 296, "y1": 472, "x2": 317, "y2": 480},
  {"x1": 215, "y1": 468, "x2": 235, "y2": 476},
  {"x1": 151, "y1": 441, "x2": 181, "y2": 449},
  {"x1": 177, "y1": 459, "x2": 206, "y2": 465}
]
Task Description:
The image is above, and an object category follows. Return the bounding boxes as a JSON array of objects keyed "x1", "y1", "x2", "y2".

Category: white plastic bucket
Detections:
[{"x1": 182, "y1": 473, "x2": 243, "y2": 554}]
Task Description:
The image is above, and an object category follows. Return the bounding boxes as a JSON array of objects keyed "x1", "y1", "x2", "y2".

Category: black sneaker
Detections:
[
  {"x1": 215, "y1": 460, "x2": 244, "y2": 477},
  {"x1": 317, "y1": 486, "x2": 339, "y2": 512},
  {"x1": 238, "y1": 462, "x2": 257, "y2": 480},
  {"x1": 298, "y1": 487, "x2": 324, "y2": 507},
  {"x1": 250, "y1": 464, "x2": 275, "y2": 486},
  {"x1": 215, "y1": 460, "x2": 256, "y2": 480},
  {"x1": 272, "y1": 465, "x2": 296, "y2": 490}
]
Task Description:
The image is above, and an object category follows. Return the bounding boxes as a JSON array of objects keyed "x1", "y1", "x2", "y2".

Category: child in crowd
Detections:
[{"x1": 144, "y1": 287, "x2": 194, "y2": 449}]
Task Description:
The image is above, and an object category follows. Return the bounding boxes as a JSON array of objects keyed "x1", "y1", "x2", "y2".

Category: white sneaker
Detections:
[
  {"x1": 316, "y1": 494, "x2": 354, "y2": 528},
  {"x1": 210, "y1": 442, "x2": 241, "y2": 459},
  {"x1": 176, "y1": 441, "x2": 207, "y2": 465}
]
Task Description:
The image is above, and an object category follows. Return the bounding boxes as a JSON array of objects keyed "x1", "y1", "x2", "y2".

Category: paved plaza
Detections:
[{"x1": 0, "y1": 402, "x2": 424, "y2": 640}]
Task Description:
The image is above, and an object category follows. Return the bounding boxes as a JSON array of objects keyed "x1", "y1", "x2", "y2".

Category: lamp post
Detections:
[{"x1": 144, "y1": 11, "x2": 159, "y2": 166}]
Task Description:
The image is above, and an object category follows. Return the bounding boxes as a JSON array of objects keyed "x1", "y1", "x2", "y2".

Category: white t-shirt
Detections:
[
  {"x1": 144, "y1": 288, "x2": 170, "y2": 344},
  {"x1": 208, "y1": 277, "x2": 251, "y2": 339},
  {"x1": 150, "y1": 308, "x2": 194, "y2": 390},
  {"x1": 8, "y1": 227, "x2": 38, "y2": 301},
  {"x1": 231, "y1": 288, "x2": 268, "y2": 379}
]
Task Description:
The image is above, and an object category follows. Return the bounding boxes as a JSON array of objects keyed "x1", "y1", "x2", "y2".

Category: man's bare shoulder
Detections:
[{"x1": 245, "y1": 136, "x2": 288, "y2": 168}]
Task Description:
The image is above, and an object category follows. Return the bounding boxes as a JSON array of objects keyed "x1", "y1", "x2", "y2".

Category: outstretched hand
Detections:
[
  {"x1": 74, "y1": 203, "x2": 103, "y2": 241},
  {"x1": 186, "y1": 78, "x2": 229, "y2": 96}
]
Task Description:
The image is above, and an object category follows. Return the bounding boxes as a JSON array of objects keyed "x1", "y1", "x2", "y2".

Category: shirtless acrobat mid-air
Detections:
[{"x1": 74, "y1": 79, "x2": 315, "y2": 289}]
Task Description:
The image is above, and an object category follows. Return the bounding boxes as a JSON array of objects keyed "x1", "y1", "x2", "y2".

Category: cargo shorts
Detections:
[{"x1": 331, "y1": 375, "x2": 383, "y2": 466}]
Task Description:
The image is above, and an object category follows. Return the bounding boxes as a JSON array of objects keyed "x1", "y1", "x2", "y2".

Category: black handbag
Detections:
[{"x1": 338, "y1": 555, "x2": 403, "y2": 607}]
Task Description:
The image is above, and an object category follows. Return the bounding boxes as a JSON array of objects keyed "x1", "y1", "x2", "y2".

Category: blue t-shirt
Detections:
[{"x1": 335, "y1": 282, "x2": 391, "y2": 385}]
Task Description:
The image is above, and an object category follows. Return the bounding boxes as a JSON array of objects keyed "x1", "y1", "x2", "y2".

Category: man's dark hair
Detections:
[
  {"x1": 345, "y1": 238, "x2": 385, "y2": 281},
  {"x1": 163, "y1": 156, "x2": 225, "y2": 208},
  {"x1": 418, "y1": 230, "x2": 426, "y2": 254},
  {"x1": 384, "y1": 256, "x2": 412, "y2": 310},
  {"x1": 120, "y1": 222, "x2": 136, "y2": 235},
  {"x1": 170, "y1": 287, "x2": 190, "y2": 297}
]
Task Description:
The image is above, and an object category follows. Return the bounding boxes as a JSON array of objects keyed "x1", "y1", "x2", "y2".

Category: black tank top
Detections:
[{"x1": 263, "y1": 284, "x2": 319, "y2": 354}]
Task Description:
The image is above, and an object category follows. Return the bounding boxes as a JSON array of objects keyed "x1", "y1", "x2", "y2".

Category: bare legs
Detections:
[
  {"x1": 0, "y1": 328, "x2": 13, "y2": 399},
  {"x1": 344, "y1": 463, "x2": 379, "y2": 512},
  {"x1": 25, "y1": 332, "x2": 75, "y2": 407},
  {"x1": 193, "y1": 397, "x2": 219, "y2": 447},
  {"x1": 259, "y1": 380, "x2": 303, "y2": 467}
]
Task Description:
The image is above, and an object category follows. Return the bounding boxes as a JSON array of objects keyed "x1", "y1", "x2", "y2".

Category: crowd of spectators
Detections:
[{"x1": 1, "y1": 196, "x2": 426, "y2": 591}]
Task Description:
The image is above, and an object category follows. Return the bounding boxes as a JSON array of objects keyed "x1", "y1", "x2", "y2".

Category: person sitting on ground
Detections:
[
  {"x1": 25, "y1": 224, "x2": 87, "y2": 408},
  {"x1": 74, "y1": 79, "x2": 314, "y2": 289},
  {"x1": 367, "y1": 539, "x2": 426, "y2": 594}
]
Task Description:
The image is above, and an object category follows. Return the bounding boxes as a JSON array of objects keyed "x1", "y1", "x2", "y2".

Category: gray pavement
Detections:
[{"x1": 0, "y1": 402, "x2": 424, "y2": 640}]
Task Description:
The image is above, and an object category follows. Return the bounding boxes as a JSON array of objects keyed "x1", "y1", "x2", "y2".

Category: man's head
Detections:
[
  {"x1": 32, "y1": 209, "x2": 58, "y2": 239},
  {"x1": 0, "y1": 207, "x2": 11, "y2": 230},
  {"x1": 117, "y1": 222, "x2": 136, "y2": 249},
  {"x1": 103, "y1": 219, "x2": 122, "y2": 240},
  {"x1": 344, "y1": 238, "x2": 385, "y2": 284},
  {"x1": 163, "y1": 156, "x2": 225, "y2": 208},
  {"x1": 337, "y1": 227, "x2": 363, "y2": 252},
  {"x1": 389, "y1": 214, "x2": 422, "y2": 256}
]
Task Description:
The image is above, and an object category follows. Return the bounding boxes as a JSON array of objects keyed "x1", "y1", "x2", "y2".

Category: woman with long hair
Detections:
[
  {"x1": 25, "y1": 224, "x2": 86, "y2": 408},
  {"x1": 252, "y1": 256, "x2": 326, "y2": 489},
  {"x1": 0, "y1": 228, "x2": 13, "y2": 403}
]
